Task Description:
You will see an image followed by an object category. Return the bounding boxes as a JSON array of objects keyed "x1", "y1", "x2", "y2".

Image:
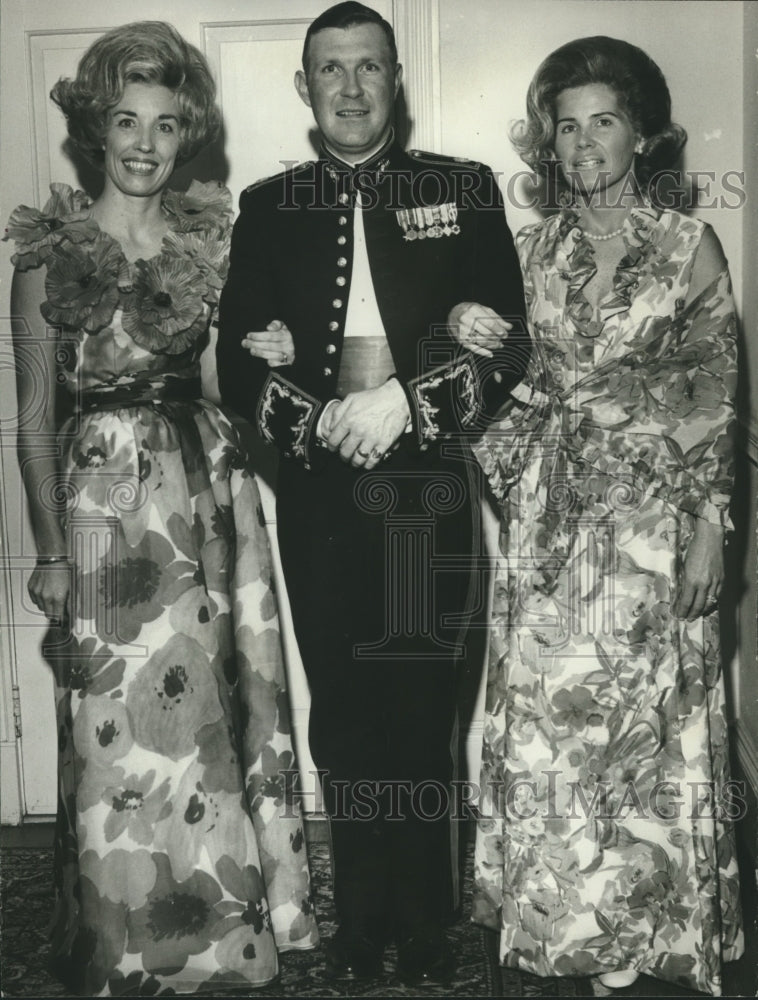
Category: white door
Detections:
[{"x1": 0, "y1": 0, "x2": 441, "y2": 820}]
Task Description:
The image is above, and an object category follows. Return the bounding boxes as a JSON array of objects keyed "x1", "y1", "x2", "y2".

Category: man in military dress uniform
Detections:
[{"x1": 218, "y1": 2, "x2": 529, "y2": 985}]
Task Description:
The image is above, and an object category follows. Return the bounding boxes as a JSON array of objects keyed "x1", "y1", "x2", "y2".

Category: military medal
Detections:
[
  {"x1": 440, "y1": 203, "x2": 460, "y2": 236},
  {"x1": 396, "y1": 203, "x2": 460, "y2": 241},
  {"x1": 396, "y1": 209, "x2": 417, "y2": 240},
  {"x1": 424, "y1": 207, "x2": 441, "y2": 238}
]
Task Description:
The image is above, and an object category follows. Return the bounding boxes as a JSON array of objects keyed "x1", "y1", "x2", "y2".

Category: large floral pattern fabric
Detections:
[
  {"x1": 6, "y1": 183, "x2": 318, "y2": 995},
  {"x1": 472, "y1": 205, "x2": 743, "y2": 995}
]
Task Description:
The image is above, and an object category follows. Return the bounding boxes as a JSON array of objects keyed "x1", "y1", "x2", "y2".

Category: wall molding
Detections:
[
  {"x1": 392, "y1": 0, "x2": 441, "y2": 152},
  {"x1": 26, "y1": 29, "x2": 105, "y2": 203},
  {"x1": 0, "y1": 417, "x2": 23, "y2": 823}
]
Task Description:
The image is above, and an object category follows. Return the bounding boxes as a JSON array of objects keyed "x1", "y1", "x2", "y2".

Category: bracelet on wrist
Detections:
[{"x1": 36, "y1": 555, "x2": 69, "y2": 566}]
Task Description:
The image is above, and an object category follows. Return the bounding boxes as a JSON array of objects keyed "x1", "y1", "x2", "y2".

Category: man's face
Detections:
[{"x1": 295, "y1": 23, "x2": 402, "y2": 163}]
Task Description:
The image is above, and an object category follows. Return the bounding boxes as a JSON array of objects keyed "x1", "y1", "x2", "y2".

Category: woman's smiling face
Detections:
[
  {"x1": 553, "y1": 83, "x2": 639, "y2": 201},
  {"x1": 103, "y1": 82, "x2": 181, "y2": 198}
]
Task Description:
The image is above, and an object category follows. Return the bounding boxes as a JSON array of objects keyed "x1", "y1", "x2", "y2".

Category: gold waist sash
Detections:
[{"x1": 336, "y1": 336, "x2": 395, "y2": 396}]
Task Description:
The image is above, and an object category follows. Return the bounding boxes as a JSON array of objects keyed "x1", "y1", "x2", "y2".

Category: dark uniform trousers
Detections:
[{"x1": 218, "y1": 138, "x2": 529, "y2": 940}]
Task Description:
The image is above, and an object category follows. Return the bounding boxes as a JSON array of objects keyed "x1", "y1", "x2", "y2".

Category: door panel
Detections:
[{"x1": 29, "y1": 31, "x2": 104, "y2": 201}]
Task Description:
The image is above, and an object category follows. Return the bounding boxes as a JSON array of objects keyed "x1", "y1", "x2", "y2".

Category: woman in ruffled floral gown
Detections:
[
  {"x1": 6, "y1": 21, "x2": 316, "y2": 996},
  {"x1": 454, "y1": 37, "x2": 743, "y2": 995}
]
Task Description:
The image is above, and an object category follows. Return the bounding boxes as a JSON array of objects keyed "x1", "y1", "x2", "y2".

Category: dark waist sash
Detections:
[
  {"x1": 79, "y1": 377, "x2": 202, "y2": 413},
  {"x1": 336, "y1": 336, "x2": 395, "y2": 396}
]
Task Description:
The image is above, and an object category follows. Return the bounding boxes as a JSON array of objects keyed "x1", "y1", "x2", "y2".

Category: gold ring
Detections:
[
  {"x1": 370, "y1": 447, "x2": 384, "y2": 459},
  {"x1": 357, "y1": 448, "x2": 370, "y2": 458}
]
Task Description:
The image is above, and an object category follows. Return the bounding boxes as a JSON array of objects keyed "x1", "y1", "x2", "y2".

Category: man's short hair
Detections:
[{"x1": 302, "y1": 2, "x2": 398, "y2": 71}]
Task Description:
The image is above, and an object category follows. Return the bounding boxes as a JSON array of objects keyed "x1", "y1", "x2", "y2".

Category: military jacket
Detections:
[{"x1": 217, "y1": 140, "x2": 529, "y2": 469}]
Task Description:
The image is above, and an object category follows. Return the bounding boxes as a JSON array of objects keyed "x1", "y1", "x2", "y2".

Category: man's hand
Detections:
[
  {"x1": 325, "y1": 380, "x2": 410, "y2": 468},
  {"x1": 316, "y1": 398, "x2": 340, "y2": 443},
  {"x1": 449, "y1": 301, "x2": 511, "y2": 358},
  {"x1": 672, "y1": 519, "x2": 725, "y2": 621},
  {"x1": 241, "y1": 320, "x2": 295, "y2": 367}
]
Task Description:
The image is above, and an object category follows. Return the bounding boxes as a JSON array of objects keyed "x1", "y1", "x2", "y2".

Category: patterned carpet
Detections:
[
  {"x1": 2, "y1": 838, "x2": 754, "y2": 997},
  {"x1": 1, "y1": 839, "x2": 588, "y2": 998}
]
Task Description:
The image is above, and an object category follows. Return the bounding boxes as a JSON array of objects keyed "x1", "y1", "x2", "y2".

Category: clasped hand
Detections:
[
  {"x1": 323, "y1": 380, "x2": 410, "y2": 469},
  {"x1": 242, "y1": 320, "x2": 409, "y2": 469}
]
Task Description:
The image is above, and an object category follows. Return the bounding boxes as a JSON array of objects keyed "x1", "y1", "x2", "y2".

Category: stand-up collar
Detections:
[{"x1": 320, "y1": 132, "x2": 396, "y2": 184}]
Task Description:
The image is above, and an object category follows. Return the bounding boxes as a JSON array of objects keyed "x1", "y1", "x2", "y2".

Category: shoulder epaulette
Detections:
[
  {"x1": 243, "y1": 161, "x2": 315, "y2": 194},
  {"x1": 409, "y1": 149, "x2": 482, "y2": 169}
]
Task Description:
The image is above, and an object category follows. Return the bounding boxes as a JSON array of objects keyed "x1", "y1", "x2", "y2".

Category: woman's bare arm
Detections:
[{"x1": 11, "y1": 266, "x2": 70, "y2": 621}]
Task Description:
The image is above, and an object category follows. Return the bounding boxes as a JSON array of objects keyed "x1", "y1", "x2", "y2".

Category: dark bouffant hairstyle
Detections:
[
  {"x1": 50, "y1": 21, "x2": 221, "y2": 167},
  {"x1": 511, "y1": 36, "x2": 686, "y2": 186},
  {"x1": 302, "y1": 1, "x2": 398, "y2": 71}
]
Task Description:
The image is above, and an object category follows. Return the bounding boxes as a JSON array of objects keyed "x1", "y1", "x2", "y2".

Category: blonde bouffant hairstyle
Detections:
[{"x1": 50, "y1": 21, "x2": 221, "y2": 167}]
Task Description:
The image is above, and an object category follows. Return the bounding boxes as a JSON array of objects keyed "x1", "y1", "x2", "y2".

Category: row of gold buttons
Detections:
[{"x1": 325, "y1": 211, "x2": 351, "y2": 376}]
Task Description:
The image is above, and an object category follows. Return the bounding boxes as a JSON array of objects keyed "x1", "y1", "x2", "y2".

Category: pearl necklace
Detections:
[{"x1": 584, "y1": 225, "x2": 625, "y2": 241}]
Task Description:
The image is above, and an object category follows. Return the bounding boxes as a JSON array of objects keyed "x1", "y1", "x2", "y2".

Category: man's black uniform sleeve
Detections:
[{"x1": 218, "y1": 176, "x2": 327, "y2": 470}]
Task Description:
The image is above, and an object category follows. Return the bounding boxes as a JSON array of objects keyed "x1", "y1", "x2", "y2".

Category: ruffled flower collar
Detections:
[
  {"x1": 5, "y1": 181, "x2": 232, "y2": 355},
  {"x1": 554, "y1": 202, "x2": 667, "y2": 338}
]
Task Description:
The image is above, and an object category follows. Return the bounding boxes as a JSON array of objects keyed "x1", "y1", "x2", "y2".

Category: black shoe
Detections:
[
  {"x1": 324, "y1": 928, "x2": 384, "y2": 981},
  {"x1": 396, "y1": 930, "x2": 454, "y2": 986}
]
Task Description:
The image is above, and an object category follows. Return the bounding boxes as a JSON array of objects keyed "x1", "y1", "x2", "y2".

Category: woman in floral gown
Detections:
[
  {"x1": 6, "y1": 21, "x2": 316, "y2": 995},
  {"x1": 456, "y1": 37, "x2": 743, "y2": 995}
]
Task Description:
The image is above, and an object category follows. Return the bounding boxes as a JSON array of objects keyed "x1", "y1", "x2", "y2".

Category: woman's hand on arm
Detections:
[
  {"x1": 448, "y1": 301, "x2": 512, "y2": 358},
  {"x1": 672, "y1": 518, "x2": 725, "y2": 621},
  {"x1": 11, "y1": 266, "x2": 71, "y2": 622},
  {"x1": 241, "y1": 320, "x2": 295, "y2": 368}
]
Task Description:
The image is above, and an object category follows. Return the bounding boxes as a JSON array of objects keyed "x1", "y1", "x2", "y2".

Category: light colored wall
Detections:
[{"x1": 438, "y1": 0, "x2": 744, "y2": 295}]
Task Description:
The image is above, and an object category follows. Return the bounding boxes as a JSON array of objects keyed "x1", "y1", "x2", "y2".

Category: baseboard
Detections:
[
  {"x1": 0, "y1": 741, "x2": 22, "y2": 825},
  {"x1": 0, "y1": 821, "x2": 54, "y2": 847}
]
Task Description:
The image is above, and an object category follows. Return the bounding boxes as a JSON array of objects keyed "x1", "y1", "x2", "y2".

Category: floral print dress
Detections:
[
  {"x1": 472, "y1": 205, "x2": 743, "y2": 995},
  {"x1": 6, "y1": 182, "x2": 318, "y2": 995}
]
